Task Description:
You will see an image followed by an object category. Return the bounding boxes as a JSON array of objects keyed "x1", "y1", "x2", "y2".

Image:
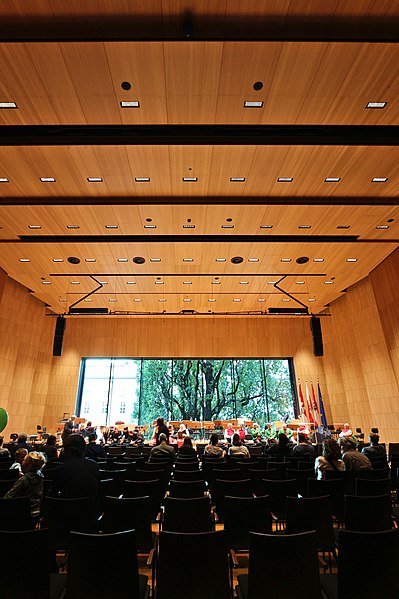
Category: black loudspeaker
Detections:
[
  {"x1": 310, "y1": 316, "x2": 323, "y2": 356},
  {"x1": 53, "y1": 316, "x2": 66, "y2": 356}
]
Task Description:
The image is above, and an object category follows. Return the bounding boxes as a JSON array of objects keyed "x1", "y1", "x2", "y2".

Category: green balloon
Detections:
[{"x1": 0, "y1": 408, "x2": 8, "y2": 433}]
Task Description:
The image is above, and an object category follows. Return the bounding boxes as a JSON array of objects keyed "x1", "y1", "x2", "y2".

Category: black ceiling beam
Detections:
[
  {"x1": 17, "y1": 234, "x2": 359, "y2": 243},
  {"x1": 0, "y1": 125, "x2": 397, "y2": 147}
]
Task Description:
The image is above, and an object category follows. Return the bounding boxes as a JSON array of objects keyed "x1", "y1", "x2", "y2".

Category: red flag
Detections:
[
  {"x1": 311, "y1": 382, "x2": 319, "y2": 426},
  {"x1": 298, "y1": 381, "x2": 307, "y2": 422},
  {"x1": 305, "y1": 382, "x2": 315, "y2": 424}
]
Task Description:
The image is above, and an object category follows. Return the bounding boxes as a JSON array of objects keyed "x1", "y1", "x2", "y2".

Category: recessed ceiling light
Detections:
[
  {"x1": 155, "y1": 281, "x2": 164, "y2": 284},
  {"x1": 41, "y1": 281, "x2": 51, "y2": 285},
  {"x1": 84, "y1": 299, "x2": 93, "y2": 302},
  {"x1": 233, "y1": 298, "x2": 241, "y2": 302},
  {"x1": 313, "y1": 258, "x2": 325, "y2": 263},
  {"x1": 230, "y1": 177, "x2": 246, "y2": 182},
  {"x1": 376, "y1": 225, "x2": 389, "y2": 229},
  {"x1": 28, "y1": 225, "x2": 41, "y2": 229},
  {"x1": 134, "y1": 177, "x2": 150, "y2": 182},
  {"x1": 215, "y1": 258, "x2": 226, "y2": 262},
  {"x1": 105, "y1": 225, "x2": 118, "y2": 229},
  {"x1": 19, "y1": 258, "x2": 30, "y2": 262},
  {"x1": 0, "y1": 178, "x2": 9, "y2": 182},
  {"x1": 0, "y1": 102, "x2": 17, "y2": 109},
  {"x1": 183, "y1": 298, "x2": 192, "y2": 302},
  {"x1": 70, "y1": 281, "x2": 80, "y2": 285},
  {"x1": 183, "y1": 224, "x2": 195, "y2": 229},
  {"x1": 117, "y1": 258, "x2": 129, "y2": 262},
  {"x1": 324, "y1": 281, "x2": 334, "y2": 284},
  {"x1": 277, "y1": 177, "x2": 293, "y2": 182},
  {"x1": 260, "y1": 225, "x2": 273, "y2": 229},
  {"x1": 221, "y1": 225, "x2": 234, "y2": 229},
  {"x1": 337, "y1": 225, "x2": 350, "y2": 229},
  {"x1": 325, "y1": 177, "x2": 341, "y2": 182},
  {"x1": 133, "y1": 298, "x2": 142, "y2": 302},
  {"x1": 52, "y1": 259, "x2": 64, "y2": 263},
  {"x1": 298, "y1": 225, "x2": 311, "y2": 229},
  {"x1": 120, "y1": 101, "x2": 140, "y2": 108},
  {"x1": 244, "y1": 101, "x2": 263, "y2": 108},
  {"x1": 211, "y1": 281, "x2": 220, "y2": 285},
  {"x1": 87, "y1": 177, "x2": 103, "y2": 182},
  {"x1": 109, "y1": 298, "x2": 117, "y2": 302},
  {"x1": 66, "y1": 225, "x2": 80, "y2": 229},
  {"x1": 258, "y1": 299, "x2": 266, "y2": 302},
  {"x1": 208, "y1": 299, "x2": 216, "y2": 302},
  {"x1": 59, "y1": 298, "x2": 67, "y2": 302},
  {"x1": 150, "y1": 258, "x2": 161, "y2": 262},
  {"x1": 372, "y1": 177, "x2": 388, "y2": 183},
  {"x1": 282, "y1": 298, "x2": 291, "y2": 302},
  {"x1": 366, "y1": 102, "x2": 387, "y2": 109},
  {"x1": 85, "y1": 258, "x2": 96, "y2": 263},
  {"x1": 182, "y1": 177, "x2": 198, "y2": 182},
  {"x1": 40, "y1": 177, "x2": 56, "y2": 182},
  {"x1": 144, "y1": 225, "x2": 157, "y2": 229},
  {"x1": 248, "y1": 258, "x2": 259, "y2": 262},
  {"x1": 158, "y1": 299, "x2": 167, "y2": 302},
  {"x1": 183, "y1": 258, "x2": 194, "y2": 262},
  {"x1": 99, "y1": 281, "x2": 108, "y2": 285},
  {"x1": 308, "y1": 298, "x2": 316, "y2": 302},
  {"x1": 240, "y1": 281, "x2": 249, "y2": 285},
  {"x1": 296, "y1": 281, "x2": 305, "y2": 285},
  {"x1": 126, "y1": 281, "x2": 136, "y2": 284},
  {"x1": 267, "y1": 281, "x2": 277, "y2": 285},
  {"x1": 346, "y1": 258, "x2": 358, "y2": 262},
  {"x1": 280, "y1": 258, "x2": 291, "y2": 263},
  {"x1": 183, "y1": 281, "x2": 192, "y2": 285}
]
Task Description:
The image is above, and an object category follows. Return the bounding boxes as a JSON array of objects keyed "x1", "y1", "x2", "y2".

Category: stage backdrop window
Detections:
[{"x1": 76, "y1": 358, "x2": 297, "y2": 427}]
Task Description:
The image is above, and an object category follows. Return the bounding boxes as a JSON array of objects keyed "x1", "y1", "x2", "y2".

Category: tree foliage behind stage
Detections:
[{"x1": 134, "y1": 359, "x2": 295, "y2": 426}]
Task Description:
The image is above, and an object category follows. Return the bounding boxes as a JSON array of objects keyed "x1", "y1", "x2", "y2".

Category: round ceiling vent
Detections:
[
  {"x1": 296, "y1": 256, "x2": 309, "y2": 264},
  {"x1": 67, "y1": 256, "x2": 81, "y2": 264},
  {"x1": 133, "y1": 256, "x2": 145, "y2": 264},
  {"x1": 231, "y1": 256, "x2": 244, "y2": 264}
]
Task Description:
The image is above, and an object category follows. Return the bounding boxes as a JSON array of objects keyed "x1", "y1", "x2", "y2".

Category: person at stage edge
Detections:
[{"x1": 153, "y1": 417, "x2": 170, "y2": 445}]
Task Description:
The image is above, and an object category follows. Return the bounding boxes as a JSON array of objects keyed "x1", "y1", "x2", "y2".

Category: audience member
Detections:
[
  {"x1": 84, "y1": 433, "x2": 106, "y2": 461},
  {"x1": 291, "y1": 432, "x2": 316, "y2": 457},
  {"x1": 178, "y1": 436, "x2": 197, "y2": 458},
  {"x1": 82, "y1": 421, "x2": 96, "y2": 438},
  {"x1": 15, "y1": 433, "x2": 33, "y2": 453},
  {"x1": 10, "y1": 448, "x2": 28, "y2": 473},
  {"x1": 229, "y1": 433, "x2": 250, "y2": 457},
  {"x1": 150, "y1": 433, "x2": 175, "y2": 461},
  {"x1": 361, "y1": 434, "x2": 387, "y2": 462},
  {"x1": 267, "y1": 433, "x2": 293, "y2": 457},
  {"x1": 340, "y1": 438, "x2": 372, "y2": 471},
  {"x1": 0, "y1": 435, "x2": 11, "y2": 460},
  {"x1": 204, "y1": 433, "x2": 225, "y2": 458},
  {"x1": 41, "y1": 435, "x2": 58, "y2": 460},
  {"x1": 314, "y1": 439, "x2": 345, "y2": 480},
  {"x1": 4, "y1": 451, "x2": 46, "y2": 519}
]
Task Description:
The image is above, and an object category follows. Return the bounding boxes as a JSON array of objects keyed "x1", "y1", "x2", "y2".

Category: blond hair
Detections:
[{"x1": 24, "y1": 451, "x2": 46, "y2": 472}]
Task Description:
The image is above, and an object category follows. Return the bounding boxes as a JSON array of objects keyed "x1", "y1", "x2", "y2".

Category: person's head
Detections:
[
  {"x1": 209, "y1": 433, "x2": 219, "y2": 446},
  {"x1": 88, "y1": 433, "x2": 97, "y2": 443},
  {"x1": 64, "y1": 433, "x2": 86, "y2": 459},
  {"x1": 71, "y1": 415, "x2": 76, "y2": 421},
  {"x1": 156, "y1": 418, "x2": 164, "y2": 428},
  {"x1": 177, "y1": 431, "x2": 184, "y2": 439},
  {"x1": 87, "y1": 421, "x2": 92, "y2": 427},
  {"x1": 17, "y1": 433, "x2": 28, "y2": 445},
  {"x1": 14, "y1": 448, "x2": 28, "y2": 463},
  {"x1": 158, "y1": 433, "x2": 168, "y2": 444},
  {"x1": 232, "y1": 433, "x2": 241, "y2": 446},
  {"x1": 266, "y1": 423, "x2": 271, "y2": 429},
  {"x1": 297, "y1": 433, "x2": 307, "y2": 444},
  {"x1": 277, "y1": 433, "x2": 288, "y2": 446},
  {"x1": 369, "y1": 433, "x2": 380, "y2": 446},
  {"x1": 228, "y1": 423, "x2": 233, "y2": 429},
  {"x1": 322, "y1": 439, "x2": 341, "y2": 461},
  {"x1": 22, "y1": 451, "x2": 46, "y2": 474},
  {"x1": 46, "y1": 435, "x2": 57, "y2": 446},
  {"x1": 343, "y1": 422, "x2": 350, "y2": 430},
  {"x1": 183, "y1": 436, "x2": 193, "y2": 448},
  {"x1": 340, "y1": 438, "x2": 356, "y2": 453}
]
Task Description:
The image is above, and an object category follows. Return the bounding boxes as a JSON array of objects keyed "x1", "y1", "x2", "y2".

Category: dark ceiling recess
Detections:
[
  {"x1": 67, "y1": 256, "x2": 80, "y2": 264},
  {"x1": 133, "y1": 256, "x2": 145, "y2": 264},
  {"x1": 121, "y1": 81, "x2": 131, "y2": 90},
  {"x1": 269, "y1": 307, "x2": 309, "y2": 315},
  {"x1": 253, "y1": 81, "x2": 263, "y2": 91},
  {"x1": 296, "y1": 256, "x2": 310, "y2": 264},
  {"x1": 231, "y1": 256, "x2": 244, "y2": 264}
]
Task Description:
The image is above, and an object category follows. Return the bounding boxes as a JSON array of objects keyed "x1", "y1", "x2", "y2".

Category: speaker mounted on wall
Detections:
[
  {"x1": 310, "y1": 315, "x2": 323, "y2": 357},
  {"x1": 53, "y1": 316, "x2": 66, "y2": 356}
]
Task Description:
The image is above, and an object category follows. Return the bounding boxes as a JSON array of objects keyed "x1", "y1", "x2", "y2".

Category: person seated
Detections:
[
  {"x1": 176, "y1": 431, "x2": 185, "y2": 449},
  {"x1": 41, "y1": 435, "x2": 58, "y2": 460},
  {"x1": 224, "y1": 423, "x2": 236, "y2": 441},
  {"x1": 15, "y1": 433, "x2": 33, "y2": 454},
  {"x1": 204, "y1": 433, "x2": 226, "y2": 459},
  {"x1": 361, "y1": 434, "x2": 387, "y2": 463},
  {"x1": 150, "y1": 433, "x2": 175, "y2": 462},
  {"x1": 264, "y1": 423, "x2": 277, "y2": 442},
  {"x1": 178, "y1": 436, "x2": 197, "y2": 458},
  {"x1": 291, "y1": 432, "x2": 316, "y2": 457},
  {"x1": 338, "y1": 422, "x2": 357, "y2": 444},
  {"x1": 4, "y1": 451, "x2": 46, "y2": 520},
  {"x1": 238, "y1": 424, "x2": 247, "y2": 441},
  {"x1": 296, "y1": 423, "x2": 310, "y2": 438},
  {"x1": 108, "y1": 426, "x2": 122, "y2": 444},
  {"x1": 0, "y1": 435, "x2": 11, "y2": 460},
  {"x1": 84, "y1": 433, "x2": 106, "y2": 461},
  {"x1": 82, "y1": 421, "x2": 96, "y2": 438},
  {"x1": 340, "y1": 438, "x2": 372, "y2": 471},
  {"x1": 279, "y1": 423, "x2": 294, "y2": 439},
  {"x1": 314, "y1": 439, "x2": 345, "y2": 480},
  {"x1": 267, "y1": 433, "x2": 293, "y2": 457},
  {"x1": 178, "y1": 423, "x2": 188, "y2": 436},
  {"x1": 229, "y1": 433, "x2": 250, "y2": 458},
  {"x1": 10, "y1": 448, "x2": 28, "y2": 474}
]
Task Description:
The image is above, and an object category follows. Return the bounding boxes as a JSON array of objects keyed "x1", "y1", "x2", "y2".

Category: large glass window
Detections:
[{"x1": 76, "y1": 358, "x2": 297, "y2": 426}]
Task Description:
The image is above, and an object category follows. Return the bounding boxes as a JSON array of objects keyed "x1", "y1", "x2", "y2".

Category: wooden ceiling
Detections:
[{"x1": 0, "y1": 2, "x2": 398, "y2": 318}]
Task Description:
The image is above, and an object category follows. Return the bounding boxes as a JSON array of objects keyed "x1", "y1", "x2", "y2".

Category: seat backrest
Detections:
[
  {"x1": 224, "y1": 495, "x2": 271, "y2": 549},
  {"x1": 168, "y1": 479, "x2": 205, "y2": 498},
  {"x1": 285, "y1": 495, "x2": 334, "y2": 551},
  {"x1": 42, "y1": 496, "x2": 94, "y2": 551},
  {"x1": 0, "y1": 496, "x2": 33, "y2": 531},
  {"x1": 163, "y1": 496, "x2": 213, "y2": 533},
  {"x1": 173, "y1": 469, "x2": 205, "y2": 482},
  {"x1": 338, "y1": 529, "x2": 399, "y2": 598},
  {"x1": 67, "y1": 529, "x2": 146, "y2": 598},
  {"x1": 344, "y1": 494, "x2": 393, "y2": 532},
  {"x1": 157, "y1": 530, "x2": 231, "y2": 599},
  {"x1": 260, "y1": 479, "x2": 298, "y2": 519},
  {"x1": 307, "y1": 477, "x2": 346, "y2": 519},
  {"x1": 247, "y1": 530, "x2": 322, "y2": 599},
  {"x1": 102, "y1": 495, "x2": 153, "y2": 549},
  {"x1": 355, "y1": 477, "x2": 391, "y2": 497}
]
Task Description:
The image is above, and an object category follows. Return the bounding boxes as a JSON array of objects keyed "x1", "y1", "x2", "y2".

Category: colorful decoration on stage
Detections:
[
  {"x1": 311, "y1": 382, "x2": 320, "y2": 426},
  {"x1": 305, "y1": 382, "x2": 315, "y2": 425},
  {"x1": 298, "y1": 381, "x2": 307, "y2": 422},
  {"x1": 318, "y1": 383, "x2": 328, "y2": 428},
  {"x1": 0, "y1": 408, "x2": 9, "y2": 433}
]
